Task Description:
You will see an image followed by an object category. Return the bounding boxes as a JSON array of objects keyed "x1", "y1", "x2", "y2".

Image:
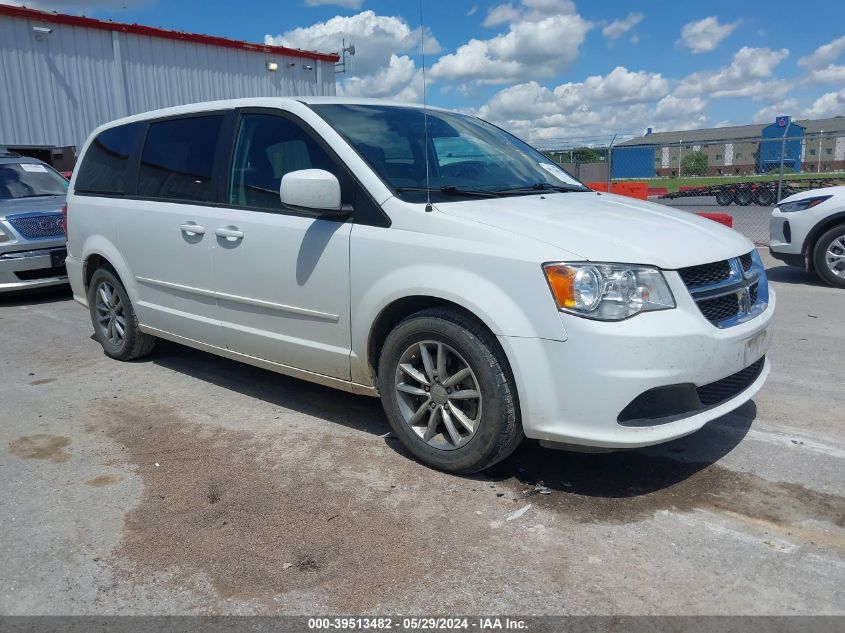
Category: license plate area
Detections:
[
  {"x1": 50, "y1": 248, "x2": 67, "y2": 268},
  {"x1": 743, "y1": 327, "x2": 770, "y2": 365}
]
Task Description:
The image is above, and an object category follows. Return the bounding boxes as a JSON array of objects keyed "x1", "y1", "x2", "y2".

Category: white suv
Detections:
[
  {"x1": 769, "y1": 186, "x2": 845, "y2": 288},
  {"x1": 65, "y1": 98, "x2": 774, "y2": 473}
]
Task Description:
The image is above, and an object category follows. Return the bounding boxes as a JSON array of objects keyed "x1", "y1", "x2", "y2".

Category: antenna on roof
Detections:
[
  {"x1": 335, "y1": 38, "x2": 355, "y2": 75},
  {"x1": 419, "y1": 0, "x2": 432, "y2": 212}
]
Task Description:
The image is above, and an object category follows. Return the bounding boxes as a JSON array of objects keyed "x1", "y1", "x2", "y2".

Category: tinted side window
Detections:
[
  {"x1": 229, "y1": 114, "x2": 340, "y2": 211},
  {"x1": 138, "y1": 115, "x2": 223, "y2": 202},
  {"x1": 75, "y1": 123, "x2": 142, "y2": 195}
]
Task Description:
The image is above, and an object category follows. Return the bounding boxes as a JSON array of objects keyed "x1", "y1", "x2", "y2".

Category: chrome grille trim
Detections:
[
  {"x1": 679, "y1": 251, "x2": 769, "y2": 328},
  {"x1": 7, "y1": 213, "x2": 65, "y2": 239}
]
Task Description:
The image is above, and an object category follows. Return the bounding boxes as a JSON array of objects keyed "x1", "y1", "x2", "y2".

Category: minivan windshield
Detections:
[
  {"x1": 0, "y1": 162, "x2": 68, "y2": 200},
  {"x1": 310, "y1": 104, "x2": 588, "y2": 202}
]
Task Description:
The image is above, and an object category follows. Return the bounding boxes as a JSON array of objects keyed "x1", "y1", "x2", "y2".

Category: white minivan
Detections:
[{"x1": 66, "y1": 98, "x2": 774, "y2": 473}]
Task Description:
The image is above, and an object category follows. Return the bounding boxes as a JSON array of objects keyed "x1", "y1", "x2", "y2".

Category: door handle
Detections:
[
  {"x1": 215, "y1": 227, "x2": 244, "y2": 240},
  {"x1": 179, "y1": 222, "x2": 206, "y2": 236}
]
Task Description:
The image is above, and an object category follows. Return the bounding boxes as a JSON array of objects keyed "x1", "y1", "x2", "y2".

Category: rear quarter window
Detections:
[{"x1": 75, "y1": 122, "x2": 143, "y2": 195}]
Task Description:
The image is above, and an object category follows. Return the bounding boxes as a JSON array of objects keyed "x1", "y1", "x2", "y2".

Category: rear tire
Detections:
[
  {"x1": 735, "y1": 187, "x2": 753, "y2": 206},
  {"x1": 754, "y1": 186, "x2": 776, "y2": 206},
  {"x1": 813, "y1": 224, "x2": 845, "y2": 289},
  {"x1": 88, "y1": 267, "x2": 156, "y2": 360},
  {"x1": 377, "y1": 307, "x2": 523, "y2": 474},
  {"x1": 715, "y1": 190, "x2": 733, "y2": 206}
]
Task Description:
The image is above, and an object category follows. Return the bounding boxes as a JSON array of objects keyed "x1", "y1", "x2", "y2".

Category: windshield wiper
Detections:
[
  {"x1": 395, "y1": 185, "x2": 501, "y2": 198},
  {"x1": 494, "y1": 182, "x2": 587, "y2": 195}
]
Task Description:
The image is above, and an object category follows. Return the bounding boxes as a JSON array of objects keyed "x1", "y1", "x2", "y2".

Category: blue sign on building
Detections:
[{"x1": 759, "y1": 115, "x2": 805, "y2": 173}]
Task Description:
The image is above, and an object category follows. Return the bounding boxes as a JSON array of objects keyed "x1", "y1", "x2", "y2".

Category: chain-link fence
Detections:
[{"x1": 540, "y1": 129, "x2": 845, "y2": 245}]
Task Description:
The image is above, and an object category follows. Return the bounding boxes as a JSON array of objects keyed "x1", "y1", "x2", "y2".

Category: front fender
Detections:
[{"x1": 350, "y1": 262, "x2": 568, "y2": 385}]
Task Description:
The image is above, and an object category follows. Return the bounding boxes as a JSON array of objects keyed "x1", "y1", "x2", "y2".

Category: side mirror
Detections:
[{"x1": 279, "y1": 169, "x2": 348, "y2": 216}]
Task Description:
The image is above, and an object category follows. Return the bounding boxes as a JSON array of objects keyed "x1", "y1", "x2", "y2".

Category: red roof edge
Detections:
[{"x1": 0, "y1": 4, "x2": 340, "y2": 63}]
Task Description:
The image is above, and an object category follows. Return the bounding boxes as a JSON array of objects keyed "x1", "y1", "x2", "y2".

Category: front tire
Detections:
[
  {"x1": 813, "y1": 224, "x2": 845, "y2": 288},
  {"x1": 378, "y1": 308, "x2": 523, "y2": 474},
  {"x1": 88, "y1": 267, "x2": 156, "y2": 360}
]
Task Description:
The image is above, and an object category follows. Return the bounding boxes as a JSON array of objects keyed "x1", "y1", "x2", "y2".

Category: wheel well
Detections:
[
  {"x1": 83, "y1": 254, "x2": 116, "y2": 290},
  {"x1": 802, "y1": 213, "x2": 845, "y2": 267},
  {"x1": 367, "y1": 296, "x2": 495, "y2": 379}
]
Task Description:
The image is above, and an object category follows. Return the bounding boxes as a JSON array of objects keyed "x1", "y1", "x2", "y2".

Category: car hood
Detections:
[
  {"x1": 434, "y1": 191, "x2": 753, "y2": 269},
  {"x1": 0, "y1": 195, "x2": 65, "y2": 218}
]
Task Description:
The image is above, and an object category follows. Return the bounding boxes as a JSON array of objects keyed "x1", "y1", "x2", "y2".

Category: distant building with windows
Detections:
[
  {"x1": 614, "y1": 116, "x2": 845, "y2": 179},
  {"x1": 0, "y1": 5, "x2": 338, "y2": 170}
]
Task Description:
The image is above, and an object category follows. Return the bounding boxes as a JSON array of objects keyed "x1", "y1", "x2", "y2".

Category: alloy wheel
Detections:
[
  {"x1": 394, "y1": 340, "x2": 482, "y2": 450},
  {"x1": 826, "y1": 235, "x2": 845, "y2": 279},
  {"x1": 94, "y1": 281, "x2": 126, "y2": 346}
]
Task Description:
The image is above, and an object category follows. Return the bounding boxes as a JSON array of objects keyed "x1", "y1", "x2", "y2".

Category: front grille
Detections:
[
  {"x1": 698, "y1": 293, "x2": 740, "y2": 323},
  {"x1": 679, "y1": 251, "x2": 767, "y2": 328},
  {"x1": 618, "y1": 356, "x2": 766, "y2": 426},
  {"x1": 678, "y1": 260, "x2": 731, "y2": 288},
  {"x1": 14, "y1": 266, "x2": 67, "y2": 281},
  {"x1": 8, "y1": 214, "x2": 64, "y2": 239},
  {"x1": 697, "y1": 357, "x2": 765, "y2": 406}
]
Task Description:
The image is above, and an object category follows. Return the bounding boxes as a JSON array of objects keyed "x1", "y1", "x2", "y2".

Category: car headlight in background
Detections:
[
  {"x1": 776, "y1": 195, "x2": 832, "y2": 213},
  {"x1": 543, "y1": 262, "x2": 675, "y2": 321}
]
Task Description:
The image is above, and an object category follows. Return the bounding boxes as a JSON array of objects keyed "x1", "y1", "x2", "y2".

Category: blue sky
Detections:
[{"x1": 7, "y1": 0, "x2": 845, "y2": 145}]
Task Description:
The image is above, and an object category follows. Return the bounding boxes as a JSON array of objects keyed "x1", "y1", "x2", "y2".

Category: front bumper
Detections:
[
  {"x1": 0, "y1": 246, "x2": 69, "y2": 292},
  {"x1": 499, "y1": 286, "x2": 775, "y2": 448}
]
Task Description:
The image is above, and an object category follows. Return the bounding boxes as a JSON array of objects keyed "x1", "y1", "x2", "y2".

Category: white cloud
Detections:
[
  {"x1": 752, "y1": 100, "x2": 801, "y2": 123},
  {"x1": 602, "y1": 12, "x2": 643, "y2": 40},
  {"x1": 467, "y1": 5, "x2": 478, "y2": 16},
  {"x1": 483, "y1": 3, "x2": 521, "y2": 27},
  {"x1": 474, "y1": 69, "x2": 689, "y2": 143},
  {"x1": 431, "y1": 0, "x2": 590, "y2": 84},
  {"x1": 804, "y1": 64, "x2": 845, "y2": 86},
  {"x1": 675, "y1": 46, "x2": 789, "y2": 99},
  {"x1": 266, "y1": 10, "x2": 440, "y2": 77},
  {"x1": 798, "y1": 35, "x2": 845, "y2": 68},
  {"x1": 338, "y1": 54, "x2": 423, "y2": 102},
  {"x1": 805, "y1": 89, "x2": 845, "y2": 119},
  {"x1": 679, "y1": 16, "x2": 739, "y2": 54},
  {"x1": 266, "y1": 11, "x2": 441, "y2": 104}
]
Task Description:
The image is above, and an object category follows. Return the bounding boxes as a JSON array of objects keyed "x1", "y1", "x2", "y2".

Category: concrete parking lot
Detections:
[{"x1": 1, "y1": 249, "x2": 843, "y2": 615}]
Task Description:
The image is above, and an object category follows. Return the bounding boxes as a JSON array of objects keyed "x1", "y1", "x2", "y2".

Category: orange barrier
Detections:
[
  {"x1": 647, "y1": 187, "x2": 668, "y2": 196},
  {"x1": 586, "y1": 182, "x2": 648, "y2": 199},
  {"x1": 611, "y1": 182, "x2": 648, "y2": 200},
  {"x1": 696, "y1": 212, "x2": 733, "y2": 228}
]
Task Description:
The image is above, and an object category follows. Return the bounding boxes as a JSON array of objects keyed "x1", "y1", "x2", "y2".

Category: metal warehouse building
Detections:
[{"x1": 0, "y1": 5, "x2": 338, "y2": 170}]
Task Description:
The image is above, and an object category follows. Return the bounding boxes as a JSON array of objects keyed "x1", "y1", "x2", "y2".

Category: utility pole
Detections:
[
  {"x1": 818, "y1": 130, "x2": 823, "y2": 173},
  {"x1": 678, "y1": 139, "x2": 683, "y2": 177}
]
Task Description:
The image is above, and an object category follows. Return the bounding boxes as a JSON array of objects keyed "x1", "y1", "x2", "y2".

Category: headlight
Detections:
[
  {"x1": 777, "y1": 195, "x2": 832, "y2": 213},
  {"x1": 543, "y1": 262, "x2": 675, "y2": 321}
]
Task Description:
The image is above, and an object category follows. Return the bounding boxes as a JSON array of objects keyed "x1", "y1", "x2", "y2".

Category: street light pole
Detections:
[
  {"x1": 678, "y1": 139, "x2": 683, "y2": 177},
  {"x1": 818, "y1": 130, "x2": 823, "y2": 173}
]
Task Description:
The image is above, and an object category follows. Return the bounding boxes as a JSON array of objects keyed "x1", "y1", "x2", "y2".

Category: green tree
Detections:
[
  {"x1": 573, "y1": 147, "x2": 601, "y2": 163},
  {"x1": 681, "y1": 151, "x2": 708, "y2": 176}
]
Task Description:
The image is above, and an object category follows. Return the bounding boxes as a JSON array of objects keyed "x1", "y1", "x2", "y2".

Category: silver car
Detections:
[{"x1": 0, "y1": 153, "x2": 69, "y2": 292}]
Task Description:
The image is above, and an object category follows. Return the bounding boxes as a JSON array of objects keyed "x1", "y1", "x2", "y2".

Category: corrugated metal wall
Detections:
[{"x1": 0, "y1": 13, "x2": 336, "y2": 153}]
